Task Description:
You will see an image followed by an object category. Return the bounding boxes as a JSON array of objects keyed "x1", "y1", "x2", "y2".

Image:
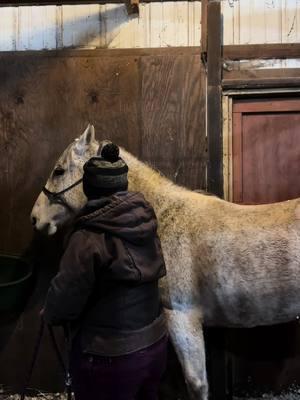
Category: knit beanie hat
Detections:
[{"x1": 83, "y1": 143, "x2": 128, "y2": 200}]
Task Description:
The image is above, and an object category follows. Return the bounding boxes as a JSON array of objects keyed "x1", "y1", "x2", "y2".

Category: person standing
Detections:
[{"x1": 43, "y1": 143, "x2": 168, "y2": 400}]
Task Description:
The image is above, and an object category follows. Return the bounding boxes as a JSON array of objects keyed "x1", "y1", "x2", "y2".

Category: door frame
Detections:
[{"x1": 222, "y1": 88, "x2": 300, "y2": 202}]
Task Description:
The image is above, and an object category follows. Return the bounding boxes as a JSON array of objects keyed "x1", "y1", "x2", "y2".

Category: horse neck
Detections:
[{"x1": 121, "y1": 149, "x2": 176, "y2": 216}]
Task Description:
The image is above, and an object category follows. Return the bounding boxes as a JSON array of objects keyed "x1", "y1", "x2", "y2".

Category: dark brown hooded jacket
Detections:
[{"x1": 43, "y1": 191, "x2": 167, "y2": 356}]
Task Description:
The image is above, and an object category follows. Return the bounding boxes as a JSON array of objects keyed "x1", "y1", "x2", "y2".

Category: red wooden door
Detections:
[
  {"x1": 230, "y1": 97, "x2": 300, "y2": 396},
  {"x1": 233, "y1": 98, "x2": 300, "y2": 204}
]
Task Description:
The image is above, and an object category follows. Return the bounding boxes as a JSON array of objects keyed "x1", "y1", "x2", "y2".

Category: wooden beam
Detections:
[
  {"x1": 223, "y1": 77, "x2": 300, "y2": 90},
  {"x1": 222, "y1": 68, "x2": 300, "y2": 89},
  {"x1": 224, "y1": 67, "x2": 300, "y2": 80},
  {"x1": 207, "y1": 0, "x2": 223, "y2": 198},
  {"x1": 223, "y1": 43, "x2": 300, "y2": 61},
  {"x1": 0, "y1": 0, "x2": 199, "y2": 5},
  {"x1": 0, "y1": 47, "x2": 201, "y2": 59},
  {"x1": 207, "y1": 6, "x2": 229, "y2": 399}
]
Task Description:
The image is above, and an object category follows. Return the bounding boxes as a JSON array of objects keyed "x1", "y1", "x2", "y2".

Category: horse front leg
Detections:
[{"x1": 165, "y1": 308, "x2": 208, "y2": 400}]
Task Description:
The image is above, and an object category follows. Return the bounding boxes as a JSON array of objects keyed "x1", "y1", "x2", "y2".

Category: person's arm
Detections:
[{"x1": 43, "y1": 231, "x2": 97, "y2": 326}]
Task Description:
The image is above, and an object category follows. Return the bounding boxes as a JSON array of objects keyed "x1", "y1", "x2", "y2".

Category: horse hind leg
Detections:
[{"x1": 165, "y1": 308, "x2": 208, "y2": 400}]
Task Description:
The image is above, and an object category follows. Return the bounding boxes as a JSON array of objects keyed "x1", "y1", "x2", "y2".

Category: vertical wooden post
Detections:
[
  {"x1": 207, "y1": 0, "x2": 223, "y2": 197},
  {"x1": 206, "y1": 2, "x2": 231, "y2": 400}
]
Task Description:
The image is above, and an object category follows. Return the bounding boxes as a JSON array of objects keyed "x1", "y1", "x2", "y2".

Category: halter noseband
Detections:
[
  {"x1": 42, "y1": 142, "x2": 103, "y2": 212},
  {"x1": 42, "y1": 178, "x2": 83, "y2": 212}
]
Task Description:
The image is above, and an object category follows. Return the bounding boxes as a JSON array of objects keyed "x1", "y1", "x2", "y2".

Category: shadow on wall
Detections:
[
  {"x1": 60, "y1": 5, "x2": 136, "y2": 49},
  {"x1": 9, "y1": 5, "x2": 137, "y2": 51}
]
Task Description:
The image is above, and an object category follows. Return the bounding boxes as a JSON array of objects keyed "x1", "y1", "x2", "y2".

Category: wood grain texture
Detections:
[
  {"x1": 232, "y1": 98, "x2": 300, "y2": 204},
  {"x1": 140, "y1": 54, "x2": 206, "y2": 190},
  {"x1": 0, "y1": 48, "x2": 206, "y2": 251},
  {"x1": 223, "y1": 67, "x2": 300, "y2": 81},
  {"x1": 230, "y1": 97, "x2": 300, "y2": 395},
  {"x1": 206, "y1": 2, "x2": 227, "y2": 399},
  {"x1": 223, "y1": 43, "x2": 300, "y2": 61},
  {"x1": 223, "y1": 77, "x2": 300, "y2": 90},
  {"x1": 207, "y1": 0, "x2": 223, "y2": 198},
  {"x1": 0, "y1": 46, "x2": 201, "y2": 58},
  {"x1": 0, "y1": 53, "x2": 140, "y2": 254},
  {"x1": 0, "y1": 49, "x2": 206, "y2": 392},
  {"x1": 223, "y1": 67, "x2": 300, "y2": 89}
]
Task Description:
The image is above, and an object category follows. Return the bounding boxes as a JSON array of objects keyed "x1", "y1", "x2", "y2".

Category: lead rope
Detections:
[{"x1": 20, "y1": 318, "x2": 72, "y2": 400}]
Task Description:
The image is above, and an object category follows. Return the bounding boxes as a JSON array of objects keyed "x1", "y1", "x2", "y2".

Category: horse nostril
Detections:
[{"x1": 31, "y1": 216, "x2": 37, "y2": 226}]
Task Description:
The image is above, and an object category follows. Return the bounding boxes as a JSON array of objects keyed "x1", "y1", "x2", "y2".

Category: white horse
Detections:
[{"x1": 31, "y1": 124, "x2": 300, "y2": 400}]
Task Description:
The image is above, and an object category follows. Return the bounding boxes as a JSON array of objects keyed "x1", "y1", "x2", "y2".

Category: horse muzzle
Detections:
[{"x1": 30, "y1": 212, "x2": 58, "y2": 236}]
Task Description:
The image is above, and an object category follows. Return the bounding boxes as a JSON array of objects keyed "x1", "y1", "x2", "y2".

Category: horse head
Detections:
[{"x1": 31, "y1": 124, "x2": 99, "y2": 235}]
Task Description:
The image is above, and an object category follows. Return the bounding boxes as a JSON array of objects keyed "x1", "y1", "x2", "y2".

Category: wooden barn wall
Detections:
[
  {"x1": 222, "y1": 0, "x2": 300, "y2": 45},
  {"x1": 0, "y1": 2, "x2": 201, "y2": 50},
  {"x1": 0, "y1": 1, "x2": 300, "y2": 53},
  {"x1": 0, "y1": 48, "x2": 206, "y2": 394},
  {"x1": 222, "y1": 0, "x2": 300, "y2": 69}
]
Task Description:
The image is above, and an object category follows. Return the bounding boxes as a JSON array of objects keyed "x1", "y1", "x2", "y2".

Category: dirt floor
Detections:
[
  {"x1": 1, "y1": 395, "x2": 300, "y2": 400},
  {"x1": 0, "y1": 394, "x2": 68, "y2": 400},
  {"x1": 234, "y1": 395, "x2": 300, "y2": 400}
]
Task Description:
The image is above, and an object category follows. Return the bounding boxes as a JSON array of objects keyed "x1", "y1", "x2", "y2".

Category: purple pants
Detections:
[{"x1": 70, "y1": 335, "x2": 168, "y2": 400}]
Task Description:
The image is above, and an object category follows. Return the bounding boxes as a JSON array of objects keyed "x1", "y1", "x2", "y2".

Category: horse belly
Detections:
[{"x1": 201, "y1": 281, "x2": 300, "y2": 328}]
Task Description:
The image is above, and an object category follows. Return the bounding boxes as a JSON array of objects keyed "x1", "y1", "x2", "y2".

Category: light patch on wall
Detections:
[
  {"x1": 222, "y1": 0, "x2": 300, "y2": 45},
  {"x1": 0, "y1": 2, "x2": 201, "y2": 51}
]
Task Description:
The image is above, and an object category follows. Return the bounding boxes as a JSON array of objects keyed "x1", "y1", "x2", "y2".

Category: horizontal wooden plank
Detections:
[
  {"x1": 0, "y1": 47, "x2": 201, "y2": 59},
  {"x1": 222, "y1": 78, "x2": 300, "y2": 90},
  {"x1": 224, "y1": 68, "x2": 300, "y2": 80},
  {"x1": 223, "y1": 44, "x2": 300, "y2": 61},
  {"x1": 0, "y1": 0, "x2": 198, "y2": 5},
  {"x1": 233, "y1": 98, "x2": 300, "y2": 113},
  {"x1": 223, "y1": 68, "x2": 300, "y2": 89}
]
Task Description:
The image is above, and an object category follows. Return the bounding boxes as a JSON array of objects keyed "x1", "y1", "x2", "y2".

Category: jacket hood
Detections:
[{"x1": 76, "y1": 192, "x2": 158, "y2": 245}]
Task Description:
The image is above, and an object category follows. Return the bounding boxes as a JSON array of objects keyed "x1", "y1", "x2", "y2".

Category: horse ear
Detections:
[{"x1": 75, "y1": 124, "x2": 95, "y2": 155}]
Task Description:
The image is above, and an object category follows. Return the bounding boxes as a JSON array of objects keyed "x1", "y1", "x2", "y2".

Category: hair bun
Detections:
[{"x1": 101, "y1": 143, "x2": 120, "y2": 163}]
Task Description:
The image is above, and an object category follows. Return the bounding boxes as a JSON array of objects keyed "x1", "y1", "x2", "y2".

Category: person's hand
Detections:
[{"x1": 39, "y1": 308, "x2": 45, "y2": 318}]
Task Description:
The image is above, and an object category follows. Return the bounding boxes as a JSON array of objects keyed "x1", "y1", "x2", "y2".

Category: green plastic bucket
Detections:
[{"x1": 0, "y1": 254, "x2": 33, "y2": 312}]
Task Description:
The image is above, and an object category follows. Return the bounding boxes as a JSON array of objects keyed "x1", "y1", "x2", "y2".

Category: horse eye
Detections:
[{"x1": 53, "y1": 167, "x2": 65, "y2": 176}]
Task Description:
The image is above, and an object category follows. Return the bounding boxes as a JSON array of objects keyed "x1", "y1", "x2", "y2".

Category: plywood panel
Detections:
[
  {"x1": 232, "y1": 98, "x2": 300, "y2": 204},
  {"x1": 0, "y1": 48, "x2": 206, "y2": 392},
  {"x1": 243, "y1": 113, "x2": 300, "y2": 203},
  {"x1": 141, "y1": 54, "x2": 206, "y2": 189},
  {"x1": 0, "y1": 53, "x2": 140, "y2": 254},
  {"x1": 0, "y1": 48, "x2": 206, "y2": 254}
]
